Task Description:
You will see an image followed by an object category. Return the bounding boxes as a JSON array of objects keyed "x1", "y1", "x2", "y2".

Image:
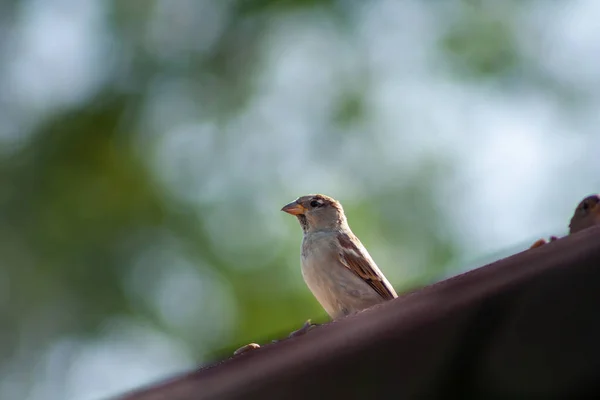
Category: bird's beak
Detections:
[{"x1": 281, "y1": 201, "x2": 306, "y2": 215}]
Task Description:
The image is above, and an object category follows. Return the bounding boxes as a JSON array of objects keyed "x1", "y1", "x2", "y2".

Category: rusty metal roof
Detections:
[{"x1": 120, "y1": 226, "x2": 600, "y2": 400}]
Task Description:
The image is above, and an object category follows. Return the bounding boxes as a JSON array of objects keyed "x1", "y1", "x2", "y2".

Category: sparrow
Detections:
[
  {"x1": 530, "y1": 194, "x2": 600, "y2": 249},
  {"x1": 232, "y1": 194, "x2": 397, "y2": 355},
  {"x1": 569, "y1": 194, "x2": 600, "y2": 233},
  {"x1": 282, "y1": 194, "x2": 397, "y2": 320}
]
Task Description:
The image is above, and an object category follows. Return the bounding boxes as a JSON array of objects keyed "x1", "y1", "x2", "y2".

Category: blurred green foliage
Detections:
[{"x1": 443, "y1": 4, "x2": 518, "y2": 77}]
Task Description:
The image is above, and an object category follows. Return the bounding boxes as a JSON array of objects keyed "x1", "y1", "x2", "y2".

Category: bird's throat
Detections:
[{"x1": 297, "y1": 214, "x2": 309, "y2": 233}]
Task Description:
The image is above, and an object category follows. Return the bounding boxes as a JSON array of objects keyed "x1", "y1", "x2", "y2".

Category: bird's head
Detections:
[
  {"x1": 281, "y1": 194, "x2": 347, "y2": 233},
  {"x1": 569, "y1": 194, "x2": 600, "y2": 234}
]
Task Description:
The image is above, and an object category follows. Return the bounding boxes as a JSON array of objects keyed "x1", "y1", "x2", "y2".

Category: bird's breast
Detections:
[{"x1": 299, "y1": 236, "x2": 385, "y2": 319}]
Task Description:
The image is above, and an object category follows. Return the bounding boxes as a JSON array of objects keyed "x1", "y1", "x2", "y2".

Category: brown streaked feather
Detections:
[{"x1": 337, "y1": 233, "x2": 397, "y2": 300}]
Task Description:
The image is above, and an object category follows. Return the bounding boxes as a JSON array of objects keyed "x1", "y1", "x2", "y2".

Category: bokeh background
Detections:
[{"x1": 1, "y1": 0, "x2": 599, "y2": 398}]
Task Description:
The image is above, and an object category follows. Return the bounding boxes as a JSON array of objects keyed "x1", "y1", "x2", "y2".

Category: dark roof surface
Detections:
[{"x1": 120, "y1": 226, "x2": 600, "y2": 400}]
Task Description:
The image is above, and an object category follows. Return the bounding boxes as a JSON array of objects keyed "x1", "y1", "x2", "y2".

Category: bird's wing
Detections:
[{"x1": 336, "y1": 233, "x2": 397, "y2": 300}]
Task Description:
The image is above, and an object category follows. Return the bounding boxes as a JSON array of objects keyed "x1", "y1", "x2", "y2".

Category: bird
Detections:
[
  {"x1": 281, "y1": 194, "x2": 397, "y2": 320},
  {"x1": 569, "y1": 194, "x2": 600, "y2": 234},
  {"x1": 232, "y1": 194, "x2": 398, "y2": 355},
  {"x1": 530, "y1": 194, "x2": 600, "y2": 249}
]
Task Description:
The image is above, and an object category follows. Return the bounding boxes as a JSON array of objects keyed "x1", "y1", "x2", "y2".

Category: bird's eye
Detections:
[
  {"x1": 310, "y1": 200, "x2": 322, "y2": 208},
  {"x1": 582, "y1": 201, "x2": 590, "y2": 211}
]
